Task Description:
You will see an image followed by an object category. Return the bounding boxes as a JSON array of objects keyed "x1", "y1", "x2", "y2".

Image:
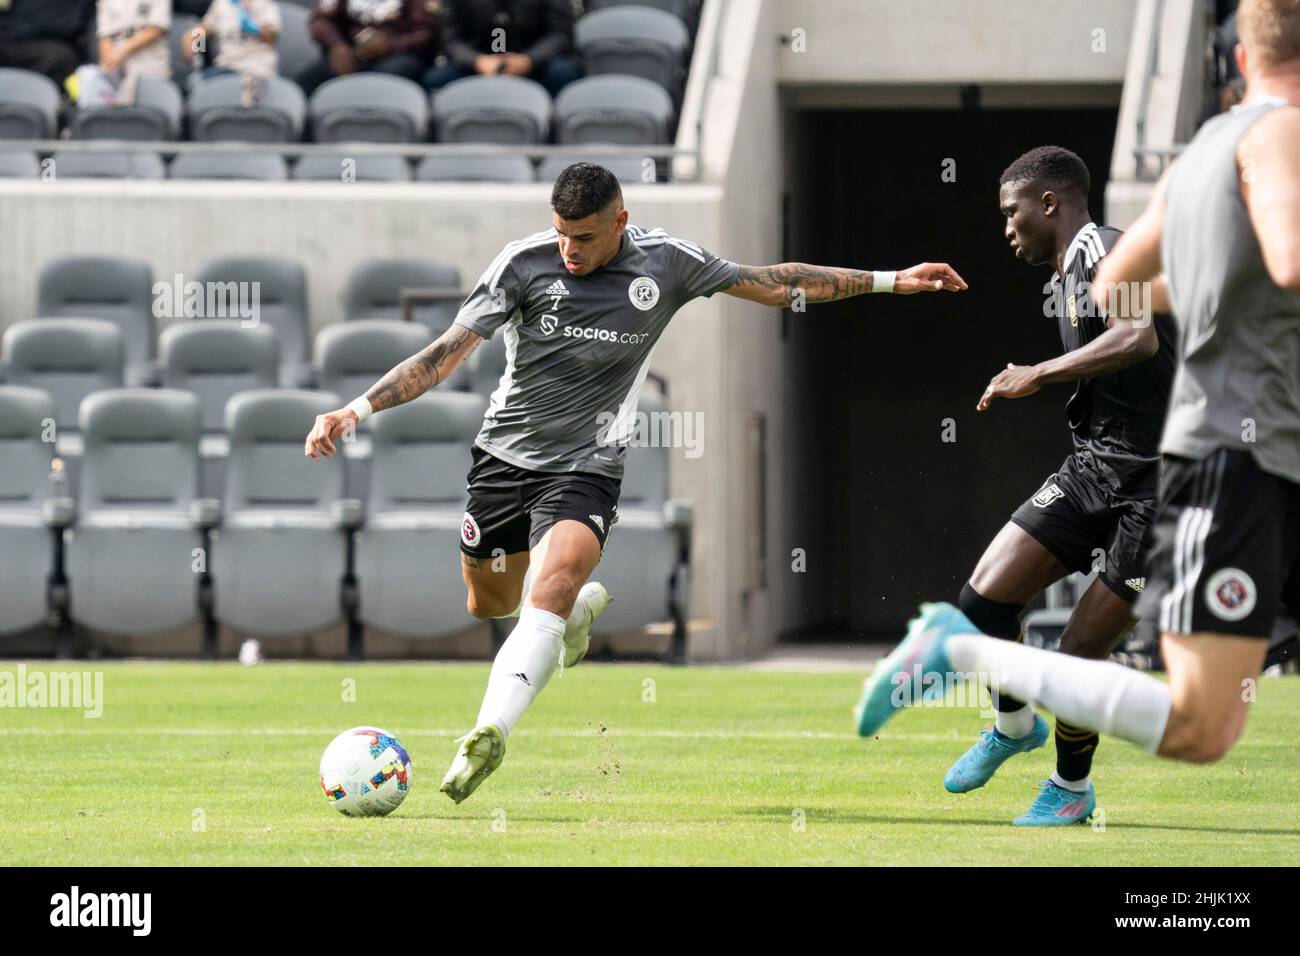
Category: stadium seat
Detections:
[
  {"x1": 310, "y1": 74, "x2": 429, "y2": 143},
  {"x1": 414, "y1": 154, "x2": 535, "y2": 182},
  {"x1": 209, "y1": 389, "x2": 357, "y2": 638},
  {"x1": 276, "y1": 2, "x2": 318, "y2": 81},
  {"x1": 194, "y1": 256, "x2": 313, "y2": 387},
  {"x1": 159, "y1": 321, "x2": 279, "y2": 433},
  {"x1": 469, "y1": 327, "x2": 508, "y2": 397},
  {"x1": 188, "y1": 74, "x2": 307, "y2": 143},
  {"x1": 355, "y1": 392, "x2": 487, "y2": 637},
  {"x1": 293, "y1": 152, "x2": 412, "y2": 182},
  {"x1": 70, "y1": 76, "x2": 183, "y2": 141},
  {"x1": 554, "y1": 75, "x2": 674, "y2": 144},
  {"x1": 0, "y1": 386, "x2": 64, "y2": 636},
  {"x1": 36, "y1": 256, "x2": 157, "y2": 388},
  {"x1": 51, "y1": 150, "x2": 167, "y2": 180},
  {"x1": 588, "y1": 392, "x2": 692, "y2": 648},
  {"x1": 343, "y1": 258, "x2": 462, "y2": 331},
  {"x1": 586, "y1": 0, "x2": 698, "y2": 23},
  {"x1": 169, "y1": 14, "x2": 202, "y2": 92},
  {"x1": 64, "y1": 389, "x2": 208, "y2": 635},
  {"x1": 540, "y1": 154, "x2": 658, "y2": 185},
  {"x1": 170, "y1": 151, "x2": 290, "y2": 180},
  {"x1": 0, "y1": 150, "x2": 40, "y2": 178},
  {"x1": 315, "y1": 320, "x2": 440, "y2": 404},
  {"x1": 0, "y1": 68, "x2": 61, "y2": 140},
  {"x1": 575, "y1": 7, "x2": 690, "y2": 94},
  {"x1": 430, "y1": 75, "x2": 552, "y2": 144}
]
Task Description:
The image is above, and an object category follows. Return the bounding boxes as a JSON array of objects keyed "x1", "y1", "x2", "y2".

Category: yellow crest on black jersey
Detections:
[{"x1": 1067, "y1": 294, "x2": 1079, "y2": 327}]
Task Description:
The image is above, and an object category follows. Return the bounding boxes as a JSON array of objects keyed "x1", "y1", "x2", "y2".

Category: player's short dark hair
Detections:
[
  {"x1": 999, "y1": 146, "x2": 1091, "y2": 204},
  {"x1": 551, "y1": 163, "x2": 623, "y2": 220}
]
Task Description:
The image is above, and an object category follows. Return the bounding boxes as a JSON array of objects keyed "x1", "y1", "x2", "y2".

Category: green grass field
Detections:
[{"x1": 2, "y1": 661, "x2": 1297, "y2": 865}]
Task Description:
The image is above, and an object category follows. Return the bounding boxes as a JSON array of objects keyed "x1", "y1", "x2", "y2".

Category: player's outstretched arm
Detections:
[
  {"x1": 304, "y1": 325, "x2": 482, "y2": 461},
  {"x1": 722, "y1": 261, "x2": 967, "y2": 307}
]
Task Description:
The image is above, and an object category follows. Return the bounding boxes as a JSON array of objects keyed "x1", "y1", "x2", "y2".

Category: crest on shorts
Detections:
[
  {"x1": 628, "y1": 276, "x2": 660, "y2": 311},
  {"x1": 461, "y1": 512, "x2": 481, "y2": 547},
  {"x1": 1032, "y1": 483, "x2": 1064, "y2": 508},
  {"x1": 1204, "y1": 567, "x2": 1257, "y2": 622}
]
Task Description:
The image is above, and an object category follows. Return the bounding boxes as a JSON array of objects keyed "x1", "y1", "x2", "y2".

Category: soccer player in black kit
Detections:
[{"x1": 856, "y1": 146, "x2": 1177, "y2": 825}]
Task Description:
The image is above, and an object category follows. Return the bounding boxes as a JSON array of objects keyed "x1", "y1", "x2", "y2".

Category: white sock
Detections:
[
  {"x1": 948, "y1": 634, "x2": 1172, "y2": 754},
  {"x1": 564, "y1": 590, "x2": 590, "y2": 632},
  {"x1": 1049, "y1": 771, "x2": 1091, "y2": 793},
  {"x1": 994, "y1": 703, "x2": 1036, "y2": 739},
  {"x1": 474, "y1": 606, "x2": 565, "y2": 738}
]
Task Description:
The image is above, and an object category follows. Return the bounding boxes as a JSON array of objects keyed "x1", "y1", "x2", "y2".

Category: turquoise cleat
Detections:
[
  {"x1": 943, "y1": 714, "x2": 1050, "y2": 793},
  {"x1": 854, "y1": 602, "x2": 978, "y2": 737},
  {"x1": 1013, "y1": 780, "x2": 1097, "y2": 826}
]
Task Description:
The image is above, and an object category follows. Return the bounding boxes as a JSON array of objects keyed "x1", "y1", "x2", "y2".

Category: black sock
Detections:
[
  {"x1": 1054, "y1": 718, "x2": 1098, "y2": 782},
  {"x1": 958, "y1": 582, "x2": 1028, "y2": 713}
]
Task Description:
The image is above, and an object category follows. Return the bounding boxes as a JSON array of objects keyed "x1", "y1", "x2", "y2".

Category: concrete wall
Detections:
[{"x1": 776, "y1": 0, "x2": 1134, "y2": 86}]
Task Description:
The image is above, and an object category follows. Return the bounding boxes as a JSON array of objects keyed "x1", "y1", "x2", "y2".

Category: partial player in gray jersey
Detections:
[
  {"x1": 854, "y1": 0, "x2": 1300, "y2": 770},
  {"x1": 305, "y1": 162, "x2": 968, "y2": 802}
]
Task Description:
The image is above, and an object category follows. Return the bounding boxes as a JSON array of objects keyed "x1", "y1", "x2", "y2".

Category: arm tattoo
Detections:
[
  {"x1": 732, "y1": 263, "x2": 874, "y2": 305},
  {"x1": 366, "y1": 326, "x2": 480, "y2": 412}
]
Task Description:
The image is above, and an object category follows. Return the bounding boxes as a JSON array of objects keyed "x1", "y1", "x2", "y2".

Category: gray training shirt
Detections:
[
  {"x1": 1161, "y1": 99, "x2": 1300, "y2": 485},
  {"x1": 453, "y1": 224, "x2": 741, "y2": 478}
]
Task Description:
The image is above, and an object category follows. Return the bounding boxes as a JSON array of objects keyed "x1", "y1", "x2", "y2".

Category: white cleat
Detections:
[{"x1": 563, "y1": 582, "x2": 611, "y2": 668}]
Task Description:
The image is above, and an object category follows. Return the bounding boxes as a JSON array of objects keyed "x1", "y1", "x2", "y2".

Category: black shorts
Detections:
[
  {"x1": 459, "y1": 446, "x2": 621, "y2": 559},
  {"x1": 1133, "y1": 449, "x2": 1300, "y2": 638},
  {"x1": 1010, "y1": 452, "x2": 1157, "y2": 603}
]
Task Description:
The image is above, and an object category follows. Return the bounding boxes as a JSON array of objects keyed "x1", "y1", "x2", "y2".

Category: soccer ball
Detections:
[{"x1": 319, "y1": 726, "x2": 412, "y2": 817}]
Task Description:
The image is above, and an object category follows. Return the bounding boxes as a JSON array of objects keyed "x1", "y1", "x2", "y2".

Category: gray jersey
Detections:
[
  {"x1": 1161, "y1": 100, "x2": 1300, "y2": 485},
  {"x1": 453, "y1": 224, "x2": 740, "y2": 478}
]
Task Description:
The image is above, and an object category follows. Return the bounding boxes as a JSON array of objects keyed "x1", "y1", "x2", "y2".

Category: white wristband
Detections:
[
  {"x1": 872, "y1": 271, "x2": 896, "y2": 294},
  {"x1": 346, "y1": 396, "x2": 372, "y2": 423}
]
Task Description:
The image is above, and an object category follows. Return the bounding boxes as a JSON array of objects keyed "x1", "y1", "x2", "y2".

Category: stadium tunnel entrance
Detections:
[{"x1": 778, "y1": 105, "x2": 1118, "y2": 642}]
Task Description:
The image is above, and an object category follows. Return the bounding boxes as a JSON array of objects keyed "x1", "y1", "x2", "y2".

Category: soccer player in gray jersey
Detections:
[
  {"x1": 855, "y1": 0, "x2": 1300, "y2": 769},
  {"x1": 305, "y1": 163, "x2": 968, "y2": 802}
]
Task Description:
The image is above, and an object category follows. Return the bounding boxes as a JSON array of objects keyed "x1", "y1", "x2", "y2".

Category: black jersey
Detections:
[{"x1": 1047, "y1": 223, "x2": 1177, "y2": 497}]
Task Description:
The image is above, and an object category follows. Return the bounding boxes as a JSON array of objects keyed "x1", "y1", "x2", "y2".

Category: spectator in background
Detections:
[
  {"x1": 184, "y1": 0, "x2": 280, "y2": 79},
  {"x1": 296, "y1": 0, "x2": 440, "y2": 95},
  {"x1": 83, "y1": 0, "x2": 170, "y2": 103},
  {"x1": 421, "y1": 0, "x2": 579, "y2": 97},
  {"x1": 174, "y1": 0, "x2": 214, "y2": 14},
  {"x1": 0, "y1": 0, "x2": 95, "y2": 87}
]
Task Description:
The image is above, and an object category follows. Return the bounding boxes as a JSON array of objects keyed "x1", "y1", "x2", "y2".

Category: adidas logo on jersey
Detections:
[
  {"x1": 589, "y1": 514, "x2": 604, "y2": 533},
  {"x1": 544, "y1": 279, "x2": 570, "y2": 296},
  {"x1": 1126, "y1": 577, "x2": 1146, "y2": 593}
]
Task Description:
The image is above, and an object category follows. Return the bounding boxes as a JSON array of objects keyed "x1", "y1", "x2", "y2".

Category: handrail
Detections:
[{"x1": 1132, "y1": 0, "x2": 1167, "y2": 180}]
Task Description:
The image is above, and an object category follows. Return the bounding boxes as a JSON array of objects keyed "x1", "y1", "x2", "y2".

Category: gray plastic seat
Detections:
[
  {"x1": 71, "y1": 76, "x2": 183, "y2": 141},
  {"x1": 541, "y1": 154, "x2": 657, "y2": 185},
  {"x1": 293, "y1": 152, "x2": 412, "y2": 182},
  {"x1": 555, "y1": 75, "x2": 674, "y2": 144},
  {"x1": 343, "y1": 258, "x2": 462, "y2": 331},
  {"x1": 575, "y1": 7, "x2": 690, "y2": 93},
  {"x1": 170, "y1": 151, "x2": 290, "y2": 180},
  {"x1": 210, "y1": 389, "x2": 354, "y2": 637},
  {"x1": 414, "y1": 154, "x2": 534, "y2": 182},
  {"x1": 36, "y1": 256, "x2": 157, "y2": 387},
  {"x1": 1, "y1": 320, "x2": 125, "y2": 432},
  {"x1": 65, "y1": 389, "x2": 206, "y2": 634},
  {"x1": 159, "y1": 321, "x2": 279, "y2": 432},
  {"x1": 52, "y1": 150, "x2": 166, "y2": 179},
  {"x1": 310, "y1": 74, "x2": 429, "y2": 143},
  {"x1": 0, "y1": 68, "x2": 61, "y2": 139},
  {"x1": 356, "y1": 391, "x2": 487, "y2": 637},
  {"x1": 470, "y1": 329, "x2": 508, "y2": 397},
  {"x1": 0, "y1": 386, "x2": 61, "y2": 635},
  {"x1": 315, "y1": 320, "x2": 441, "y2": 405},
  {"x1": 588, "y1": 392, "x2": 692, "y2": 640},
  {"x1": 0, "y1": 150, "x2": 39, "y2": 178},
  {"x1": 431, "y1": 75, "x2": 552, "y2": 145},
  {"x1": 188, "y1": 73, "x2": 307, "y2": 142},
  {"x1": 587, "y1": 0, "x2": 697, "y2": 21},
  {"x1": 195, "y1": 256, "x2": 312, "y2": 386},
  {"x1": 276, "y1": 2, "x2": 318, "y2": 80}
]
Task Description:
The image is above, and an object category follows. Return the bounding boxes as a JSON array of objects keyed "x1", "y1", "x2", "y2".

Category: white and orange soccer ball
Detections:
[{"x1": 319, "y1": 727, "x2": 413, "y2": 817}]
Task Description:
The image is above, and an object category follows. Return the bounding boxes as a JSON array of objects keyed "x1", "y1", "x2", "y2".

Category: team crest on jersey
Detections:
[
  {"x1": 629, "y1": 276, "x2": 660, "y2": 311},
  {"x1": 1204, "y1": 568, "x2": 1257, "y2": 622},
  {"x1": 461, "y1": 512, "x2": 481, "y2": 547},
  {"x1": 1067, "y1": 294, "x2": 1079, "y2": 327},
  {"x1": 1032, "y1": 483, "x2": 1064, "y2": 508}
]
